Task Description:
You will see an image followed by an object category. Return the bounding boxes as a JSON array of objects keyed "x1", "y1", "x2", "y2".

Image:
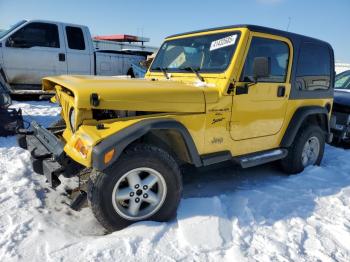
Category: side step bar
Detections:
[
  {"x1": 1, "y1": 75, "x2": 54, "y2": 100},
  {"x1": 201, "y1": 151, "x2": 232, "y2": 166},
  {"x1": 200, "y1": 149, "x2": 288, "y2": 168},
  {"x1": 10, "y1": 90, "x2": 55, "y2": 100},
  {"x1": 234, "y1": 149, "x2": 288, "y2": 168}
]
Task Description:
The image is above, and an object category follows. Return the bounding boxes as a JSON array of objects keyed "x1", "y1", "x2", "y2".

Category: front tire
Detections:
[
  {"x1": 280, "y1": 125, "x2": 325, "y2": 174},
  {"x1": 88, "y1": 144, "x2": 182, "y2": 232}
]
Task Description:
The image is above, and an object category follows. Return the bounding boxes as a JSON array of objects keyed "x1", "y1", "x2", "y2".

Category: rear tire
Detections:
[
  {"x1": 88, "y1": 144, "x2": 182, "y2": 232},
  {"x1": 280, "y1": 125, "x2": 325, "y2": 174},
  {"x1": 127, "y1": 68, "x2": 135, "y2": 78}
]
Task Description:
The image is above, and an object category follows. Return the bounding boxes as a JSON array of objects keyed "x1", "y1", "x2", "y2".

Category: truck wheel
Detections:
[
  {"x1": 280, "y1": 125, "x2": 325, "y2": 174},
  {"x1": 88, "y1": 144, "x2": 182, "y2": 232},
  {"x1": 127, "y1": 68, "x2": 135, "y2": 78}
]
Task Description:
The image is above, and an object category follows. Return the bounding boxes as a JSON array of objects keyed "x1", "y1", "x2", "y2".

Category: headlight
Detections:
[{"x1": 69, "y1": 108, "x2": 75, "y2": 132}]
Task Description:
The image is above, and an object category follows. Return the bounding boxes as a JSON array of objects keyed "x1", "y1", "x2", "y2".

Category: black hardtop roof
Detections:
[{"x1": 166, "y1": 24, "x2": 331, "y2": 47}]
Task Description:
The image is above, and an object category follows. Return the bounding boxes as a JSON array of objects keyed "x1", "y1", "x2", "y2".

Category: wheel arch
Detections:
[
  {"x1": 92, "y1": 119, "x2": 202, "y2": 171},
  {"x1": 138, "y1": 129, "x2": 194, "y2": 166},
  {"x1": 281, "y1": 106, "x2": 330, "y2": 148}
]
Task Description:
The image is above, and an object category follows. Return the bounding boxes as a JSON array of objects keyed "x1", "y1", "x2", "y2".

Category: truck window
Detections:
[
  {"x1": 335, "y1": 70, "x2": 350, "y2": 89},
  {"x1": 66, "y1": 26, "x2": 85, "y2": 50},
  {"x1": 6, "y1": 22, "x2": 59, "y2": 48},
  {"x1": 241, "y1": 37, "x2": 289, "y2": 83},
  {"x1": 296, "y1": 43, "x2": 331, "y2": 91}
]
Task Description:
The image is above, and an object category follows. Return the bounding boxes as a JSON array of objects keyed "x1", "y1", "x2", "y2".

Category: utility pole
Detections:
[{"x1": 286, "y1": 17, "x2": 291, "y2": 31}]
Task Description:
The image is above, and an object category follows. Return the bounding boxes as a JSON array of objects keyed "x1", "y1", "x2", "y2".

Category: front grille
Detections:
[{"x1": 57, "y1": 92, "x2": 73, "y2": 127}]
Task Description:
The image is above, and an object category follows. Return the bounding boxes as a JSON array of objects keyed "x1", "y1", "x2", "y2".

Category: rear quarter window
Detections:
[
  {"x1": 296, "y1": 43, "x2": 331, "y2": 91},
  {"x1": 66, "y1": 26, "x2": 85, "y2": 50}
]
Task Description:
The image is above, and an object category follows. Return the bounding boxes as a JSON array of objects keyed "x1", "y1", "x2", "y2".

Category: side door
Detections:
[
  {"x1": 230, "y1": 33, "x2": 293, "y2": 140},
  {"x1": 64, "y1": 25, "x2": 92, "y2": 75},
  {"x1": 2, "y1": 22, "x2": 67, "y2": 86}
]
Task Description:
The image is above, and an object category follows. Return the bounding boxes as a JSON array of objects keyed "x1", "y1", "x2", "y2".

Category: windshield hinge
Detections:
[{"x1": 227, "y1": 83, "x2": 235, "y2": 94}]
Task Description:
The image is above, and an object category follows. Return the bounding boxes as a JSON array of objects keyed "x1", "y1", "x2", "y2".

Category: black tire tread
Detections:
[
  {"x1": 280, "y1": 124, "x2": 325, "y2": 174},
  {"x1": 88, "y1": 144, "x2": 182, "y2": 232}
]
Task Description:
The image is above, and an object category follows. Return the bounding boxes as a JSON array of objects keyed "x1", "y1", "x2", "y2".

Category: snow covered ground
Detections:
[{"x1": 0, "y1": 101, "x2": 350, "y2": 261}]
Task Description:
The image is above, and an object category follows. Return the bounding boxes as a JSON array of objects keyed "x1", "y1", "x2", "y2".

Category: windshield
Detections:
[
  {"x1": 335, "y1": 70, "x2": 350, "y2": 89},
  {"x1": 150, "y1": 31, "x2": 240, "y2": 73},
  {"x1": 0, "y1": 20, "x2": 27, "y2": 39}
]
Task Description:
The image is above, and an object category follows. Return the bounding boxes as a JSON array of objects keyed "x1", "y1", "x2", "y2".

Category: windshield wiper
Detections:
[
  {"x1": 179, "y1": 67, "x2": 205, "y2": 82},
  {"x1": 153, "y1": 67, "x2": 170, "y2": 79}
]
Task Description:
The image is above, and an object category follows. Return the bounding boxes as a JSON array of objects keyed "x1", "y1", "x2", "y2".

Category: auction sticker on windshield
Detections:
[{"x1": 210, "y1": 35, "x2": 237, "y2": 51}]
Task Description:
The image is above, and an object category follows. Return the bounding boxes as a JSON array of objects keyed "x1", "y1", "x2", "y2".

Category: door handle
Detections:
[
  {"x1": 58, "y1": 53, "x2": 65, "y2": 62},
  {"x1": 235, "y1": 85, "x2": 249, "y2": 95},
  {"x1": 277, "y1": 86, "x2": 285, "y2": 97}
]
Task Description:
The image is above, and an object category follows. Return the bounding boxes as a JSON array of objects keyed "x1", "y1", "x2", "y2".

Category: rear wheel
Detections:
[
  {"x1": 280, "y1": 125, "x2": 325, "y2": 174},
  {"x1": 88, "y1": 144, "x2": 182, "y2": 232},
  {"x1": 127, "y1": 68, "x2": 135, "y2": 78}
]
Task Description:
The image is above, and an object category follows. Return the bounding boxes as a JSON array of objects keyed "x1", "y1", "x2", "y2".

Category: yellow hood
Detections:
[{"x1": 43, "y1": 75, "x2": 210, "y2": 113}]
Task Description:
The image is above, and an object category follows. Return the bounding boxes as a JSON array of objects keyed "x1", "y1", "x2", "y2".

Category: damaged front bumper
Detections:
[
  {"x1": 0, "y1": 108, "x2": 24, "y2": 136},
  {"x1": 0, "y1": 77, "x2": 24, "y2": 136},
  {"x1": 17, "y1": 121, "x2": 82, "y2": 188}
]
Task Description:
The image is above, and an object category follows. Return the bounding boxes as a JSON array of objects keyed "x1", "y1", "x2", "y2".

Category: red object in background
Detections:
[{"x1": 94, "y1": 34, "x2": 142, "y2": 42}]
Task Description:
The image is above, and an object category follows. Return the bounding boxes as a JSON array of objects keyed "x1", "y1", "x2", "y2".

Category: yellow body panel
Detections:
[
  {"x1": 229, "y1": 32, "x2": 294, "y2": 140},
  {"x1": 43, "y1": 76, "x2": 207, "y2": 113},
  {"x1": 44, "y1": 27, "x2": 333, "y2": 168},
  {"x1": 63, "y1": 114, "x2": 206, "y2": 167}
]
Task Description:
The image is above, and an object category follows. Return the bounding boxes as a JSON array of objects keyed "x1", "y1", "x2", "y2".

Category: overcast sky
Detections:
[{"x1": 0, "y1": 0, "x2": 349, "y2": 62}]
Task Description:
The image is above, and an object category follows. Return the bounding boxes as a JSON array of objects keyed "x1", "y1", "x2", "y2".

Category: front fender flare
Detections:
[{"x1": 92, "y1": 118, "x2": 202, "y2": 171}]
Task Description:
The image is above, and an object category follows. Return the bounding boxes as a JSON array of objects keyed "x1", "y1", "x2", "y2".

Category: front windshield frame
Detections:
[
  {"x1": 150, "y1": 31, "x2": 241, "y2": 74},
  {"x1": 0, "y1": 20, "x2": 27, "y2": 39}
]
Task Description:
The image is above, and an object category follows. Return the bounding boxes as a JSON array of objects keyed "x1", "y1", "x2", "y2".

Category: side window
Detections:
[
  {"x1": 241, "y1": 37, "x2": 289, "y2": 83},
  {"x1": 6, "y1": 22, "x2": 59, "y2": 48},
  {"x1": 66, "y1": 26, "x2": 85, "y2": 50},
  {"x1": 296, "y1": 43, "x2": 331, "y2": 91},
  {"x1": 335, "y1": 71, "x2": 350, "y2": 89}
]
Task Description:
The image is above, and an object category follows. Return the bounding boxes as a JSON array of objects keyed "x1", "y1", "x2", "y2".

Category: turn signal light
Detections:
[
  {"x1": 74, "y1": 138, "x2": 88, "y2": 158},
  {"x1": 104, "y1": 148, "x2": 115, "y2": 164}
]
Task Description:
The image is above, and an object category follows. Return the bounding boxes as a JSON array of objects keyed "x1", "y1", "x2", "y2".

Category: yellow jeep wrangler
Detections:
[{"x1": 19, "y1": 25, "x2": 334, "y2": 231}]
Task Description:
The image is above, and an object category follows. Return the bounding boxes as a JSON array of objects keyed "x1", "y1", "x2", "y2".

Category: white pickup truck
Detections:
[{"x1": 0, "y1": 20, "x2": 156, "y2": 95}]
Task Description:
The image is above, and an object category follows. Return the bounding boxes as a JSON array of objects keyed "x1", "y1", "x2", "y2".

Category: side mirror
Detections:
[
  {"x1": 6, "y1": 37, "x2": 15, "y2": 47},
  {"x1": 253, "y1": 57, "x2": 270, "y2": 80},
  {"x1": 6, "y1": 37, "x2": 30, "y2": 48}
]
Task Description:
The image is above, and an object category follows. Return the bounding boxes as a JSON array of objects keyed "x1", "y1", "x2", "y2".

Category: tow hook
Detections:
[{"x1": 69, "y1": 168, "x2": 91, "y2": 211}]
